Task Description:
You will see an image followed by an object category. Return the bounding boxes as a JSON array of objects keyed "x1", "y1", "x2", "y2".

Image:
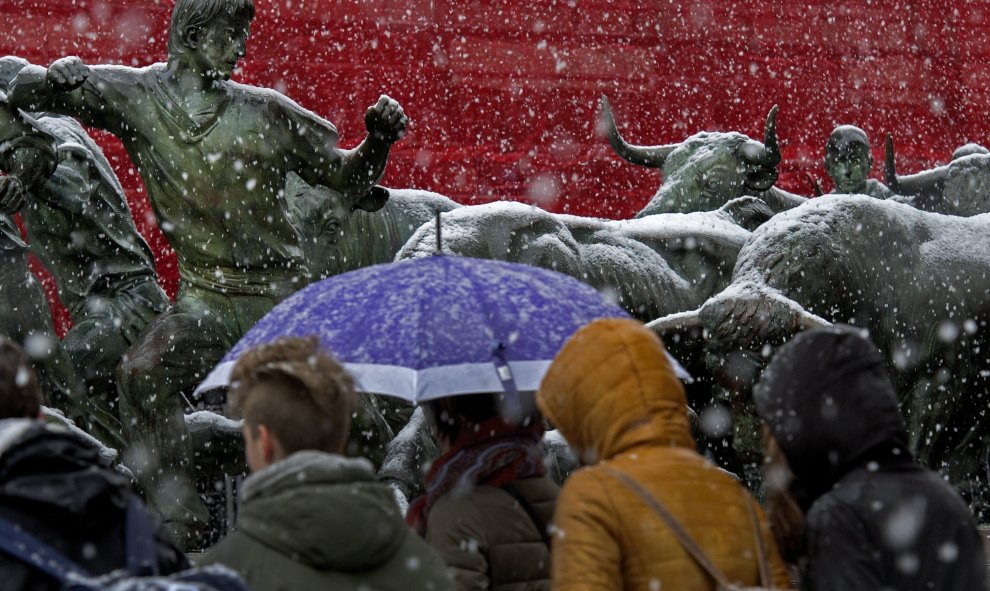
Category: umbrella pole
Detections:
[{"x1": 435, "y1": 209, "x2": 442, "y2": 254}]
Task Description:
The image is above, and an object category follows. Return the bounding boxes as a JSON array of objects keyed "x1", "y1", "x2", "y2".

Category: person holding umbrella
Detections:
[
  {"x1": 192, "y1": 254, "x2": 668, "y2": 590},
  {"x1": 408, "y1": 392, "x2": 559, "y2": 591}
]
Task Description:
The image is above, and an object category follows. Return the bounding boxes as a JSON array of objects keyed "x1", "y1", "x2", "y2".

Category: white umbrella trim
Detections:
[{"x1": 195, "y1": 353, "x2": 691, "y2": 402}]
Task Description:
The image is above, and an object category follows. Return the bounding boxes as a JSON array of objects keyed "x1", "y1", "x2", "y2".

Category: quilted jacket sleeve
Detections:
[
  {"x1": 550, "y1": 469, "x2": 622, "y2": 591},
  {"x1": 425, "y1": 494, "x2": 492, "y2": 591}
]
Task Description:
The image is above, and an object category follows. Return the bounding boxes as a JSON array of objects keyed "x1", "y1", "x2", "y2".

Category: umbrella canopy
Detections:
[{"x1": 196, "y1": 254, "x2": 687, "y2": 403}]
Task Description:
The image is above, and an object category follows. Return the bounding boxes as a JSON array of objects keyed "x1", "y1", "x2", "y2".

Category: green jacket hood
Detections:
[{"x1": 236, "y1": 450, "x2": 407, "y2": 571}]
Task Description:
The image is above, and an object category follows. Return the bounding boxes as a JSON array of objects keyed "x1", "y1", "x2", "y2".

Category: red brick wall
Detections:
[{"x1": 1, "y1": 0, "x2": 988, "y2": 332}]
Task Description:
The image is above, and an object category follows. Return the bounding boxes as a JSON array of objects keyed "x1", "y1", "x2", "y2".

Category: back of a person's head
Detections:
[
  {"x1": 0, "y1": 337, "x2": 41, "y2": 419},
  {"x1": 423, "y1": 393, "x2": 500, "y2": 443},
  {"x1": 538, "y1": 318, "x2": 691, "y2": 464},
  {"x1": 229, "y1": 336, "x2": 355, "y2": 455},
  {"x1": 422, "y1": 391, "x2": 543, "y2": 444},
  {"x1": 754, "y1": 325, "x2": 908, "y2": 502}
]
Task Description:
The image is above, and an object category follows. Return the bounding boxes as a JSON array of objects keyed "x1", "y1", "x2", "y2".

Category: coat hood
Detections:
[
  {"x1": 236, "y1": 451, "x2": 408, "y2": 572},
  {"x1": 753, "y1": 326, "x2": 910, "y2": 507},
  {"x1": 0, "y1": 420, "x2": 129, "y2": 525},
  {"x1": 537, "y1": 318, "x2": 693, "y2": 464}
]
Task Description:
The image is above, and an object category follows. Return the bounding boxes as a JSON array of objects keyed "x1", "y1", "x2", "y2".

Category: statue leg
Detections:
[
  {"x1": 115, "y1": 288, "x2": 235, "y2": 549},
  {"x1": 62, "y1": 278, "x2": 168, "y2": 443},
  {"x1": 0, "y1": 260, "x2": 99, "y2": 436}
]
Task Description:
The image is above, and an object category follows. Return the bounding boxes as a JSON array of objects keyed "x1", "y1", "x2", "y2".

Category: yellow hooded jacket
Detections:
[{"x1": 537, "y1": 318, "x2": 789, "y2": 591}]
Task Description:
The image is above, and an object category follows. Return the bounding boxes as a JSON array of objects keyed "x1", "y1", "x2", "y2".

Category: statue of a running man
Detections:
[{"x1": 9, "y1": 0, "x2": 407, "y2": 547}]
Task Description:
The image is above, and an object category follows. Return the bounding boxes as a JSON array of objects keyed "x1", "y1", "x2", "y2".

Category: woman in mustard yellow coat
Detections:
[{"x1": 537, "y1": 318, "x2": 790, "y2": 590}]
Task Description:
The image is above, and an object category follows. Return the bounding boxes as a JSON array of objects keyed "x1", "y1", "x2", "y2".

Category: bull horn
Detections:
[
  {"x1": 741, "y1": 105, "x2": 781, "y2": 167},
  {"x1": 646, "y1": 309, "x2": 702, "y2": 334},
  {"x1": 762, "y1": 104, "x2": 781, "y2": 165},
  {"x1": 884, "y1": 134, "x2": 901, "y2": 194},
  {"x1": 798, "y1": 311, "x2": 832, "y2": 330},
  {"x1": 601, "y1": 95, "x2": 677, "y2": 169}
]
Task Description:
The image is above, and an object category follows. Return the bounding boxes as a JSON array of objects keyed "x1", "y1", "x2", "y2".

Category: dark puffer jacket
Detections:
[
  {"x1": 754, "y1": 326, "x2": 988, "y2": 591},
  {"x1": 425, "y1": 475, "x2": 559, "y2": 591},
  {"x1": 0, "y1": 419, "x2": 188, "y2": 590}
]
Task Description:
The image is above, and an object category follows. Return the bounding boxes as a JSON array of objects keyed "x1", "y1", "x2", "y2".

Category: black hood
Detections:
[
  {"x1": 0, "y1": 421, "x2": 129, "y2": 526},
  {"x1": 753, "y1": 326, "x2": 910, "y2": 508}
]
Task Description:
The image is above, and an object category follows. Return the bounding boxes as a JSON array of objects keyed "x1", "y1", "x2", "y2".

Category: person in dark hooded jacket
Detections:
[
  {"x1": 753, "y1": 326, "x2": 987, "y2": 591},
  {"x1": 0, "y1": 337, "x2": 188, "y2": 590}
]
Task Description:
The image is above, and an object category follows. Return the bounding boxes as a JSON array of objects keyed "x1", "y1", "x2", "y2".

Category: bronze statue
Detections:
[
  {"x1": 885, "y1": 135, "x2": 990, "y2": 216},
  {"x1": 603, "y1": 96, "x2": 805, "y2": 216},
  {"x1": 824, "y1": 125, "x2": 894, "y2": 198},
  {"x1": 952, "y1": 142, "x2": 989, "y2": 161},
  {"x1": 283, "y1": 174, "x2": 458, "y2": 280},
  {"x1": 651, "y1": 195, "x2": 990, "y2": 516},
  {"x1": 0, "y1": 97, "x2": 117, "y2": 440},
  {"x1": 0, "y1": 57, "x2": 170, "y2": 440},
  {"x1": 8, "y1": 0, "x2": 408, "y2": 547}
]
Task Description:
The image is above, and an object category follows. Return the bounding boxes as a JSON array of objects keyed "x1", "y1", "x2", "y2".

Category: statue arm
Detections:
[
  {"x1": 2, "y1": 135, "x2": 57, "y2": 191},
  {"x1": 333, "y1": 134, "x2": 393, "y2": 196},
  {"x1": 7, "y1": 61, "x2": 121, "y2": 131},
  {"x1": 0, "y1": 129, "x2": 58, "y2": 214},
  {"x1": 294, "y1": 95, "x2": 407, "y2": 202},
  {"x1": 7, "y1": 64, "x2": 81, "y2": 113}
]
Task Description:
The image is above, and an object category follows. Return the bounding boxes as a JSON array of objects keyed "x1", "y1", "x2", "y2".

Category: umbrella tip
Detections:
[{"x1": 434, "y1": 209, "x2": 443, "y2": 254}]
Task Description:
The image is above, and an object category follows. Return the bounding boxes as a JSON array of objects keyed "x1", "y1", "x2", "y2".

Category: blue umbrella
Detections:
[{"x1": 196, "y1": 254, "x2": 687, "y2": 403}]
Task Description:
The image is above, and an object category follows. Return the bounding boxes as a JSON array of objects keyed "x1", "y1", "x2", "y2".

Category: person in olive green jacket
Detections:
[{"x1": 201, "y1": 336, "x2": 453, "y2": 591}]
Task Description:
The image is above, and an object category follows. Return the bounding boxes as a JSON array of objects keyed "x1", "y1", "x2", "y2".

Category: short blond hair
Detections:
[{"x1": 229, "y1": 336, "x2": 355, "y2": 455}]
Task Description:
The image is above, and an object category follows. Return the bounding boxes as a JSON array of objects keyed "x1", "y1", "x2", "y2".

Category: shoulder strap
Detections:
[
  {"x1": 600, "y1": 465, "x2": 735, "y2": 589},
  {"x1": 503, "y1": 482, "x2": 552, "y2": 547},
  {"x1": 742, "y1": 494, "x2": 771, "y2": 588},
  {"x1": 0, "y1": 515, "x2": 89, "y2": 582},
  {"x1": 124, "y1": 495, "x2": 161, "y2": 577}
]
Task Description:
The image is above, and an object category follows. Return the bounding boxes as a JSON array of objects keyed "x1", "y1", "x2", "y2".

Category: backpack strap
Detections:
[
  {"x1": 502, "y1": 482, "x2": 552, "y2": 547},
  {"x1": 124, "y1": 495, "x2": 160, "y2": 577},
  {"x1": 601, "y1": 465, "x2": 736, "y2": 589},
  {"x1": 0, "y1": 515, "x2": 89, "y2": 582}
]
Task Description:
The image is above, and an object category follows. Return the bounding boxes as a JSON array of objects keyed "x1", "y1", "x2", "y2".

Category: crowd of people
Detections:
[{"x1": 0, "y1": 317, "x2": 985, "y2": 590}]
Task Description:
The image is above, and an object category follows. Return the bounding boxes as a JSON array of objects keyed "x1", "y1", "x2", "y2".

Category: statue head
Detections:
[
  {"x1": 601, "y1": 96, "x2": 781, "y2": 215},
  {"x1": 825, "y1": 125, "x2": 872, "y2": 194},
  {"x1": 952, "y1": 142, "x2": 989, "y2": 161},
  {"x1": 168, "y1": 0, "x2": 255, "y2": 79}
]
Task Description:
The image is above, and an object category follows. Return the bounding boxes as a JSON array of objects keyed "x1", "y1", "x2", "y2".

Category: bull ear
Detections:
[
  {"x1": 805, "y1": 173, "x2": 823, "y2": 197},
  {"x1": 352, "y1": 185, "x2": 389, "y2": 212}
]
